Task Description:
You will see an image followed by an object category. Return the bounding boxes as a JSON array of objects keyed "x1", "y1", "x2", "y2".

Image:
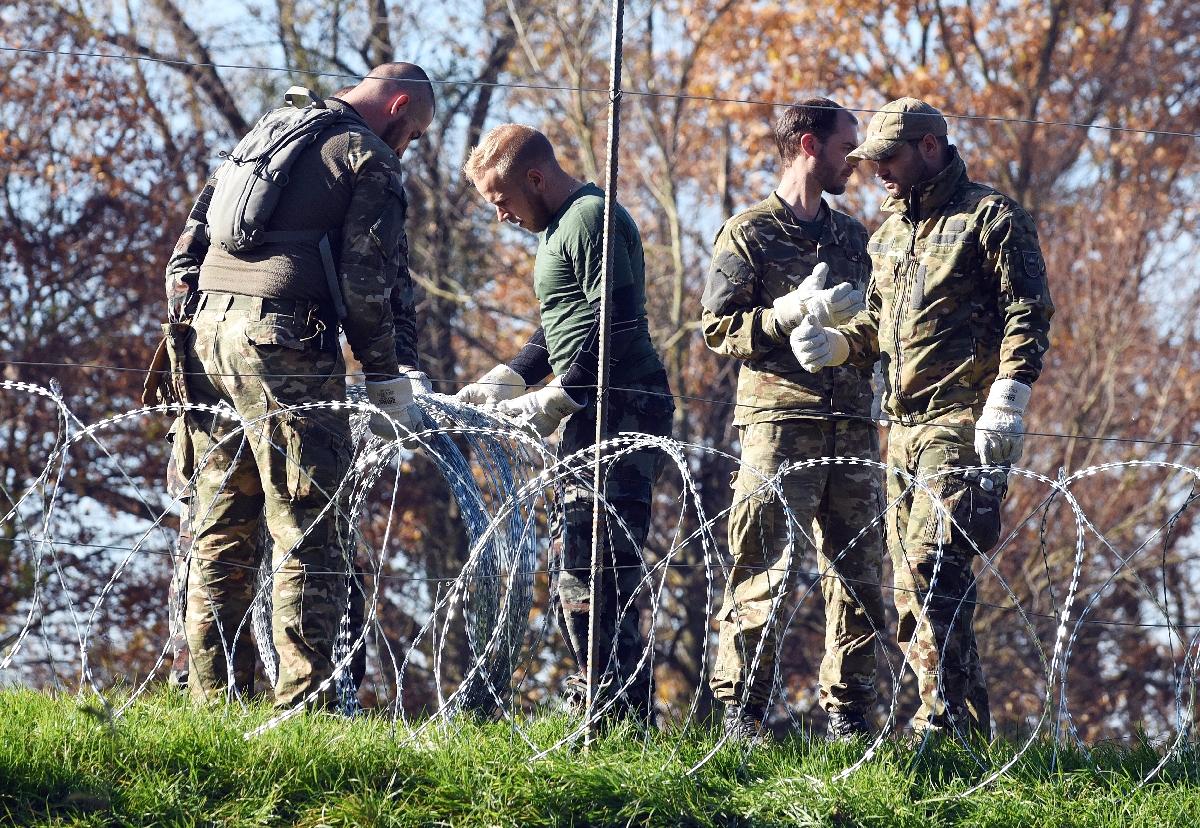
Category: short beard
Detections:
[
  {"x1": 522, "y1": 186, "x2": 554, "y2": 233},
  {"x1": 815, "y1": 156, "x2": 847, "y2": 196},
  {"x1": 381, "y1": 118, "x2": 408, "y2": 153}
]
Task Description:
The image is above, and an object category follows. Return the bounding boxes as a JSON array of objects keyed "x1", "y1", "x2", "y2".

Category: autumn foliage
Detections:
[{"x1": 1, "y1": 0, "x2": 1198, "y2": 739}]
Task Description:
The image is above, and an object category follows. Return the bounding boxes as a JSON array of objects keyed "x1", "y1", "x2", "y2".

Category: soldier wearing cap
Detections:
[
  {"x1": 701, "y1": 99, "x2": 887, "y2": 742},
  {"x1": 791, "y1": 98, "x2": 1054, "y2": 739}
]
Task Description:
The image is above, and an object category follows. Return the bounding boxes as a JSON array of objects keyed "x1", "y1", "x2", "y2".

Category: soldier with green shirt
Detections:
[
  {"x1": 459, "y1": 124, "x2": 673, "y2": 723},
  {"x1": 792, "y1": 98, "x2": 1054, "y2": 739},
  {"x1": 702, "y1": 99, "x2": 886, "y2": 742}
]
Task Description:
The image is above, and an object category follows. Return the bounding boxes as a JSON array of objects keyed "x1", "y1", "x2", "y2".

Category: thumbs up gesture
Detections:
[{"x1": 771, "y1": 262, "x2": 864, "y2": 333}]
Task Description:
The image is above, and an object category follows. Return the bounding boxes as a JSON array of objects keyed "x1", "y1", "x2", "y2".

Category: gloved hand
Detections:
[
  {"x1": 789, "y1": 315, "x2": 849, "y2": 372},
  {"x1": 975, "y1": 378, "x2": 1031, "y2": 466},
  {"x1": 455, "y1": 364, "x2": 525, "y2": 406},
  {"x1": 365, "y1": 377, "x2": 424, "y2": 442},
  {"x1": 494, "y1": 377, "x2": 584, "y2": 437},
  {"x1": 772, "y1": 262, "x2": 865, "y2": 332},
  {"x1": 810, "y1": 281, "x2": 864, "y2": 327},
  {"x1": 398, "y1": 365, "x2": 432, "y2": 394}
]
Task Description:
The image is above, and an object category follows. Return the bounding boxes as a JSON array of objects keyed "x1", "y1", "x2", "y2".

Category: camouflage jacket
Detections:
[
  {"x1": 839, "y1": 150, "x2": 1054, "y2": 424},
  {"x1": 163, "y1": 101, "x2": 419, "y2": 379},
  {"x1": 701, "y1": 194, "x2": 873, "y2": 426}
]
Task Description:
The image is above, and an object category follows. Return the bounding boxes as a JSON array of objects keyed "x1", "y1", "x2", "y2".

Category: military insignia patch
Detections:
[{"x1": 701, "y1": 250, "x2": 756, "y2": 314}]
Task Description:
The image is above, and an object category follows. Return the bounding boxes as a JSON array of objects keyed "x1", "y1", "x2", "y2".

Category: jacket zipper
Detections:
[{"x1": 891, "y1": 217, "x2": 918, "y2": 410}]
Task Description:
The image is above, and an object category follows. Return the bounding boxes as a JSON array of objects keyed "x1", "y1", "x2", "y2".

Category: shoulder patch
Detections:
[{"x1": 701, "y1": 249, "x2": 757, "y2": 315}]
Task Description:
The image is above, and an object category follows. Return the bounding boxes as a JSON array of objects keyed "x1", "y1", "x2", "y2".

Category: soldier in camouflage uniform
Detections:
[
  {"x1": 164, "y1": 444, "x2": 194, "y2": 688},
  {"x1": 792, "y1": 98, "x2": 1054, "y2": 739},
  {"x1": 702, "y1": 100, "x2": 887, "y2": 741},
  {"x1": 459, "y1": 125, "x2": 673, "y2": 723},
  {"x1": 163, "y1": 63, "x2": 435, "y2": 709}
]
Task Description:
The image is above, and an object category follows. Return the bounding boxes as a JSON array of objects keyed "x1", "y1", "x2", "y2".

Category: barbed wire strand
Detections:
[
  {"x1": 6, "y1": 359, "x2": 1200, "y2": 450},
  {"x1": 1, "y1": 44, "x2": 1198, "y2": 139},
  {"x1": 5, "y1": 535, "x2": 1197, "y2": 631}
]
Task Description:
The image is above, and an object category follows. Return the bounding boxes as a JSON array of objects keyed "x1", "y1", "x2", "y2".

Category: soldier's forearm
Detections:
[
  {"x1": 998, "y1": 304, "x2": 1052, "y2": 387},
  {"x1": 835, "y1": 318, "x2": 880, "y2": 369},
  {"x1": 702, "y1": 309, "x2": 782, "y2": 362}
]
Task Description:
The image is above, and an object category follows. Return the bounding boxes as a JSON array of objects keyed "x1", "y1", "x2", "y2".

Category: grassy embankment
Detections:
[{"x1": 1, "y1": 689, "x2": 1198, "y2": 826}]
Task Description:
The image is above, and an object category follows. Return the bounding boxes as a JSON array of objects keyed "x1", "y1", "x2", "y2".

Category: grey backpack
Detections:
[{"x1": 206, "y1": 87, "x2": 354, "y2": 317}]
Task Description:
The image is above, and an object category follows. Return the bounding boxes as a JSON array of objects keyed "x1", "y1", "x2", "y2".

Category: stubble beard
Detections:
[
  {"x1": 816, "y1": 155, "x2": 848, "y2": 197},
  {"x1": 523, "y1": 187, "x2": 553, "y2": 233}
]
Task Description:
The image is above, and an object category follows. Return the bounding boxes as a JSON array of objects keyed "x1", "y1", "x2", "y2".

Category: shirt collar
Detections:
[
  {"x1": 546, "y1": 181, "x2": 603, "y2": 230},
  {"x1": 766, "y1": 193, "x2": 845, "y2": 246},
  {"x1": 882, "y1": 147, "x2": 968, "y2": 219}
]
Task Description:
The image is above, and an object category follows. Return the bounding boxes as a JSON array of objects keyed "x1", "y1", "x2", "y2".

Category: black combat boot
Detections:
[
  {"x1": 826, "y1": 708, "x2": 873, "y2": 741},
  {"x1": 562, "y1": 672, "x2": 588, "y2": 716},
  {"x1": 723, "y1": 703, "x2": 768, "y2": 745}
]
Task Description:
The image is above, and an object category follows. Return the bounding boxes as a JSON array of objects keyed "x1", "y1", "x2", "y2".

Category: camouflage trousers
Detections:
[
  {"x1": 164, "y1": 442, "x2": 193, "y2": 688},
  {"x1": 887, "y1": 407, "x2": 1004, "y2": 739},
  {"x1": 711, "y1": 417, "x2": 886, "y2": 714},
  {"x1": 180, "y1": 292, "x2": 351, "y2": 709},
  {"x1": 167, "y1": 447, "x2": 367, "y2": 696},
  {"x1": 554, "y1": 372, "x2": 674, "y2": 716}
]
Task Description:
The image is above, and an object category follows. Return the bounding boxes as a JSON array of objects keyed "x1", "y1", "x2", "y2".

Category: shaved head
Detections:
[
  {"x1": 356, "y1": 62, "x2": 435, "y2": 117},
  {"x1": 463, "y1": 124, "x2": 558, "y2": 184},
  {"x1": 339, "y1": 61, "x2": 435, "y2": 156}
]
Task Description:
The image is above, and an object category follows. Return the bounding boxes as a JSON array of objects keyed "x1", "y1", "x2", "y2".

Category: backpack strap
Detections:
[
  {"x1": 260, "y1": 229, "x2": 325, "y2": 243},
  {"x1": 257, "y1": 228, "x2": 347, "y2": 321},
  {"x1": 318, "y1": 234, "x2": 347, "y2": 321}
]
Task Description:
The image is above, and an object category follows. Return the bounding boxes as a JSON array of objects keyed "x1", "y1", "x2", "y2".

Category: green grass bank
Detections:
[{"x1": 1, "y1": 689, "x2": 1198, "y2": 826}]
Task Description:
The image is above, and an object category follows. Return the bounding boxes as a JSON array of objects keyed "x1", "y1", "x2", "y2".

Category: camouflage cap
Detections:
[{"x1": 848, "y1": 98, "x2": 947, "y2": 162}]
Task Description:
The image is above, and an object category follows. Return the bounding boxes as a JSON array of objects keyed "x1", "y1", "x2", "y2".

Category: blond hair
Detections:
[{"x1": 463, "y1": 123, "x2": 557, "y2": 183}]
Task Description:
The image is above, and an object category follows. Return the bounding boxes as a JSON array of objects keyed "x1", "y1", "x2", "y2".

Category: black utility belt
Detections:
[{"x1": 196, "y1": 290, "x2": 331, "y2": 319}]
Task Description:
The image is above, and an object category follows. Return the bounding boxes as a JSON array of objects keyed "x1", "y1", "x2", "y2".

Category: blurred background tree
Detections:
[{"x1": 2, "y1": 0, "x2": 1197, "y2": 739}]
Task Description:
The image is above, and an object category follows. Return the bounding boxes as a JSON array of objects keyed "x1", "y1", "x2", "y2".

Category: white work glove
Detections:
[
  {"x1": 772, "y1": 262, "x2": 865, "y2": 332},
  {"x1": 494, "y1": 377, "x2": 584, "y2": 437},
  {"x1": 975, "y1": 378, "x2": 1031, "y2": 466},
  {"x1": 789, "y1": 315, "x2": 849, "y2": 372},
  {"x1": 398, "y1": 365, "x2": 432, "y2": 394},
  {"x1": 455, "y1": 364, "x2": 525, "y2": 407},
  {"x1": 364, "y1": 377, "x2": 424, "y2": 441}
]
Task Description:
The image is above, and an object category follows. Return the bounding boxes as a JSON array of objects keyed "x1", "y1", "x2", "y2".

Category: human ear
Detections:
[
  {"x1": 389, "y1": 93, "x2": 411, "y2": 116},
  {"x1": 800, "y1": 132, "x2": 820, "y2": 159}
]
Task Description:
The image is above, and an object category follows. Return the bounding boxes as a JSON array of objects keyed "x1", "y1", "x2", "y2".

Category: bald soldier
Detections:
[
  {"x1": 459, "y1": 124, "x2": 673, "y2": 724},
  {"x1": 702, "y1": 99, "x2": 886, "y2": 742},
  {"x1": 163, "y1": 63, "x2": 435, "y2": 708},
  {"x1": 792, "y1": 98, "x2": 1053, "y2": 739}
]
